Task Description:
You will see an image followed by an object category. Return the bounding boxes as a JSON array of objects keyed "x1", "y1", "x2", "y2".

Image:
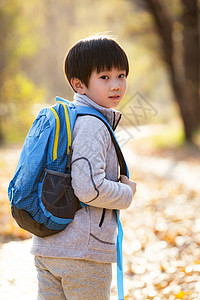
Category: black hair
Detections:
[{"x1": 64, "y1": 36, "x2": 129, "y2": 88}]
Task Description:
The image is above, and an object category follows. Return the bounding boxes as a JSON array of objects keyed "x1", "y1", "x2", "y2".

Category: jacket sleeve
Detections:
[{"x1": 71, "y1": 116, "x2": 133, "y2": 210}]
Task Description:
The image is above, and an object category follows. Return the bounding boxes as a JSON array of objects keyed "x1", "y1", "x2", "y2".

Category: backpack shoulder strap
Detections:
[
  {"x1": 75, "y1": 106, "x2": 129, "y2": 178},
  {"x1": 75, "y1": 105, "x2": 127, "y2": 300}
]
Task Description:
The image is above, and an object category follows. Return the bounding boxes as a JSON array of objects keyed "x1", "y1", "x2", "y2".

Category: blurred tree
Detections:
[
  {"x1": 1, "y1": 0, "x2": 136, "y2": 144},
  {"x1": 181, "y1": 0, "x2": 200, "y2": 139},
  {"x1": 137, "y1": 0, "x2": 200, "y2": 142},
  {"x1": 28, "y1": 0, "x2": 134, "y2": 101},
  {"x1": 0, "y1": 1, "x2": 19, "y2": 144},
  {"x1": 0, "y1": 1, "x2": 45, "y2": 144}
]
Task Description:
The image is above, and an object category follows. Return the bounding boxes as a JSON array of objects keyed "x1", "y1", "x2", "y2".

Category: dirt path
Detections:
[
  {"x1": 1, "y1": 141, "x2": 200, "y2": 299},
  {"x1": 123, "y1": 146, "x2": 200, "y2": 192},
  {"x1": 0, "y1": 239, "x2": 37, "y2": 300}
]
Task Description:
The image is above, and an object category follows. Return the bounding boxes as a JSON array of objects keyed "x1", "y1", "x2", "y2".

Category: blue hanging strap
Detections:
[{"x1": 116, "y1": 210, "x2": 124, "y2": 300}]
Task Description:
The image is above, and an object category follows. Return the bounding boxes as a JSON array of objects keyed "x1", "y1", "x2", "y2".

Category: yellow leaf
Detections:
[
  {"x1": 175, "y1": 291, "x2": 185, "y2": 299},
  {"x1": 194, "y1": 260, "x2": 200, "y2": 265}
]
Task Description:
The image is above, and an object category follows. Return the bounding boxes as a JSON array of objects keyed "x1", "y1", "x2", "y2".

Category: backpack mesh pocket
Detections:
[{"x1": 41, "y1": 169, "x2": 81, "y2": 219}]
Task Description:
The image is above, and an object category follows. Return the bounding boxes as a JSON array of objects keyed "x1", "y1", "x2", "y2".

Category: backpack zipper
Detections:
[
  {"x1": 49, "y1": 107, "x2": 60, "y2": 161},
  {"x1": 57, "y1": 102, "x2": 71, "y2": 154},
  {"x1": 48, "y1": 103, "x2": 72, "y2": 161}
]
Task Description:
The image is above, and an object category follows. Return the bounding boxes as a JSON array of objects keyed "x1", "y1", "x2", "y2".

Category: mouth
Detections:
[{"x1": 109, "y1": 95, "x2": 120, "y2": 100}]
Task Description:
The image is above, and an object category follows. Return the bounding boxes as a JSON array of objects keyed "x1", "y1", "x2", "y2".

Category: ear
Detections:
[{"x1": 70, "y1": 78, "x2": 87, "y2": 94}]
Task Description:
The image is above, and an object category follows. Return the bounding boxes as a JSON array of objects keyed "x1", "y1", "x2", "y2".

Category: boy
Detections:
[{"x1": 31, "y1": 35, "x2": 136, "y2": 300}]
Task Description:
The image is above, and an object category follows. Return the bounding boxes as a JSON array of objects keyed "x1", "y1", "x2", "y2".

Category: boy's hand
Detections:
[{"x1": 119, "y1": 175, "x2": 137, "y2": 197}]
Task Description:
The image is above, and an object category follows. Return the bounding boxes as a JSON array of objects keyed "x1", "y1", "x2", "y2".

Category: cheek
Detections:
[
  {"x1": 122, "y1": 82, "x2": 127, "y2": 94},
  {"x1": 96, "y1": 83, "x2": 107, "y2": 95}
]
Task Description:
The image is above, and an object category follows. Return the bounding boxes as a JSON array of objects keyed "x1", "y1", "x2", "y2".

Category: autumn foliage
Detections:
[{"x1": 1, "y1": 138, "x2": 200, "y2": 299}]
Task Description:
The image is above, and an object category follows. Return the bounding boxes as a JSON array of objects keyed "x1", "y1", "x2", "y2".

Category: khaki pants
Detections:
[{"x1": 34, "y1": 256, "x2": 112, "y2": 300}]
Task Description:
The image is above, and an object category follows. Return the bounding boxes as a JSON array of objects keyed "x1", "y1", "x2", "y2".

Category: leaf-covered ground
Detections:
[{"x1": 0, "y1": 140, "x2": 200, "y2": 299}]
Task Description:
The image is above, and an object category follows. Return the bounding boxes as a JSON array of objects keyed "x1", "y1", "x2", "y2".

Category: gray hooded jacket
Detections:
[{"x1": 31, "y1": 94, "x2": 133, "y2": 263}]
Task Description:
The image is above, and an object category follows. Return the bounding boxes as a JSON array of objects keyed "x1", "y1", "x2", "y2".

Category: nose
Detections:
[{"x1": 110, "y1": 79, "x2": 120, "y2": 91}]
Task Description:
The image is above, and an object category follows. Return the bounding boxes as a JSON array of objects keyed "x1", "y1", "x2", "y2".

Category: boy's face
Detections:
[{"x1": 80, "y1": 68, "x2": 127, "y2": 109}]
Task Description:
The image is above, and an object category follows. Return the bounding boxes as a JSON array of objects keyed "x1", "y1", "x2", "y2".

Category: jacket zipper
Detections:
[
  {"x1": 99, "y1": 208, "x2": 106, "y2": 227},
  {"x1": 112, "y1": 111, "x2": 122, "y2": 131},
  {"x1": 99, "y1": 112, "x2": 121, "y2": 227},
  {"x1": 112, "y1": 111, "x2": 116, "y2": 130}
]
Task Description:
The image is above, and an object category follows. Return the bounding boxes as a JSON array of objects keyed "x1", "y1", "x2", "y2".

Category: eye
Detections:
[
  {"x1": 118, "y1": 74, "x2": 126, "y2": 79},
  {"x1": 100, "y1": 75, "x2": 109, "y2": 80}
]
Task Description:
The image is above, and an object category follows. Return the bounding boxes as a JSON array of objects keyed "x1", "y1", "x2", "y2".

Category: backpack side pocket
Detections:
[{"x1": 39, "y1": 169, "x2": 82, "y2": 220}]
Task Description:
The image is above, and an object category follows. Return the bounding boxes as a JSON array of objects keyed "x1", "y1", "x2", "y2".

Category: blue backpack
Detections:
[{"x1": 8, "y1": 96, "x2": 129, "y2": 300}]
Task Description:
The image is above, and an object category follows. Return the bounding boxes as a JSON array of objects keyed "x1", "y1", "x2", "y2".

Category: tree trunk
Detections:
[
  {"x1": 181, "y1": 0, "x2": 200, "y2": 140},
  {"x1": 142, "y1": 0, "x2": 200, "y2": 142}
]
